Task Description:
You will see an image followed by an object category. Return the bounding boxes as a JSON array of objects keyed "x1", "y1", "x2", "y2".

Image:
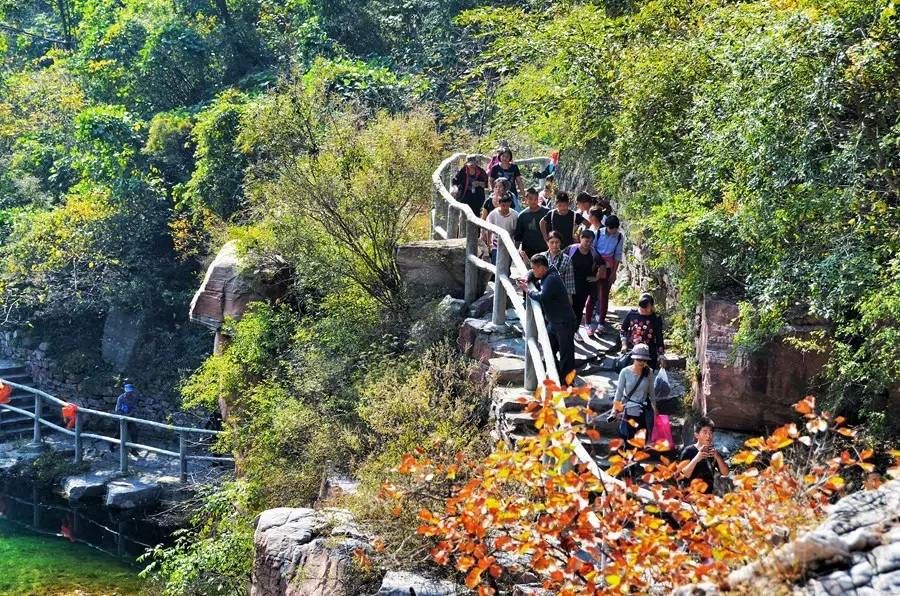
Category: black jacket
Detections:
[{"x1": 528, "y1": 269, "x2": 576, "y2": 326}]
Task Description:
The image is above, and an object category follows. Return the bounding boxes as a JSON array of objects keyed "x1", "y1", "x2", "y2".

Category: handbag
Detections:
[
  {"x1": 615, "y1": 368, "x2": 650, "y2": 438},
  {"x1": 650, "y1": 414, "x2": 674, "y2": 447}
]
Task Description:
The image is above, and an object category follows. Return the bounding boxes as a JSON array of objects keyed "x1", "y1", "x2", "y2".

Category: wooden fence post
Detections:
[
  {"x1": 74, "y1": 410, "x2": 83, "y2": 466},
  {"x1": 32, "y1": 394, "x2": 42, "y2": 445},
  {"x1": 447, "y1": 204, "x2": 460, "y2": 239},
  {"x1": 119, "y1": 418, "x2": 128, "y2": 475},
  {"x1": 464, "y1": 219, "x2": 479, "y2": 304},
  {"x1": 491, "y1": 244, "x2": 510, "y2": 327},
  {"x1": 525, "y1": 298, "x2": 538, "y2": 391},
  {"x1": 179, "y1": 431, "x2": 188, "y2": 483}
]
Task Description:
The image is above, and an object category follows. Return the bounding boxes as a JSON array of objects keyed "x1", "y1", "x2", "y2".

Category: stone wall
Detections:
[{"x1": 0, "y1": 330, "x2": 179, "y2": 430}]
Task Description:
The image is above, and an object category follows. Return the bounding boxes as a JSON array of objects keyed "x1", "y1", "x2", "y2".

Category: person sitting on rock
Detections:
[
  {"x1": 678, "y1": 417, "x2": 729, "y2": 495},
  {"x1": 619, "y1": 292, "x2": 666, "y2": 370},
  {"x1": 517, "y1": 254, "x2": 577, "y2": 385}
]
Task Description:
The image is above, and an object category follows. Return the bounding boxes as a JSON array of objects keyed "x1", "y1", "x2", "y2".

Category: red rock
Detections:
[{"x1": 694, "y1": 297, "x2": 829, "y2": 433}]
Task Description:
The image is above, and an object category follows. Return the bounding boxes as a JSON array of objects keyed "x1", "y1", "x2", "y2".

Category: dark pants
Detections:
[
  {"x1": 597, "y1": 271, "x2": 616, "y2": 324},
  {"x1": 548, "y1": 320, "x2": 577, "y2": 384},
  {"x1": 572, "y1": 285, "x2": 594, "y2": 325}
]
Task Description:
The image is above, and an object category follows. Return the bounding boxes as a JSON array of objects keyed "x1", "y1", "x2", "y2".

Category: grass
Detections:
[{"x1": 0, "y1": 520, "x2": 146, "y2": 596}]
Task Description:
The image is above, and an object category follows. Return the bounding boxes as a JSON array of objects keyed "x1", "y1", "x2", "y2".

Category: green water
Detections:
[{"x1": 0, "y1": 519, "x2": 145, "y2": 595}]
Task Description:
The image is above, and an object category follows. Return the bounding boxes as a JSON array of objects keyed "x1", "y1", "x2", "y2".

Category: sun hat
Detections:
[{"x1": 631, "y1": 343, "x2": 652, "y2": 361}]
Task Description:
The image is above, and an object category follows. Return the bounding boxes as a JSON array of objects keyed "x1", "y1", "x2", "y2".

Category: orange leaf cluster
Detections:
[{"x1": 378, "y1": 386, "x2": 876, "y2": 594}]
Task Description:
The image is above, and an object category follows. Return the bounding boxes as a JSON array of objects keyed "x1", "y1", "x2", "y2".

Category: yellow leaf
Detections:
[
  {"x1": 565, "y1": 369, "x2": 577, "y2": 385},
  {"x1": 605, "y1": 574, "x2": 621, "y2": 587}
]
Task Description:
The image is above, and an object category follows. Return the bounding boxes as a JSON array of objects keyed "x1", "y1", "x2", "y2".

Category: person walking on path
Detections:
[
  {"x1": 611, "y1": 344, "x2": 656, "y2": 440},
  {"x1": 592, "y1": 214, "x2": 625, "y2": 330},
  {"x1": 541, "y1": 191, "x2": 584, "y2": 246},
  {"x1": 112, "y1": 382, "x2": 140, "y2": 454},
  {"x1": 451, "y1": 156, "x2": 489, "y2": 220},
  {"x1": 619, "y1": 292, "x2": 666, "y2": 369},
  {"x1": 518, "y1": 254, "x2": 578, "y2": 385},
  {"x1": 489, "y1": 148, "x2": 526, "y2": 206},
  {"x1": 533, "y1": 231, "x2": 574, "y2": 297},
  {"x1": 515, "y1": 188, "x2": 550, "y2": 258},
  {"x1": 481, "y1": 178, "x2": 511, "y2": 218},
  {"x1": 565, "y1": 229, "x2": 600, "y2": 326},
  {"x1": 484, "y1": 194, "x2": 518, "y2": 266},
  {"x1": 678, "y1": 417, "x2": 730, "y2": 494}
]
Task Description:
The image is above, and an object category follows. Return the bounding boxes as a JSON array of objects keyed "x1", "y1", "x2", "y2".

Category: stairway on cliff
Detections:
[
  {"x1": 0, "y1": 360, "x2": 38, "y2": 438},
  {"x1": 459, "y1": 305, "x2": 690, "y2": 471}
]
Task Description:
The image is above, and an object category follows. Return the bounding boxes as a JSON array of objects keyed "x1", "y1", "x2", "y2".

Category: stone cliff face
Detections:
[{"x1": 693, "y1": 296, "x2": 829, "y2": 433}]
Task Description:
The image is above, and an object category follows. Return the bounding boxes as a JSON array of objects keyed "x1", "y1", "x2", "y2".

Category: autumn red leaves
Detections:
[{"x1": 378, "y1": 387, "x2": 887, "y2": 594}]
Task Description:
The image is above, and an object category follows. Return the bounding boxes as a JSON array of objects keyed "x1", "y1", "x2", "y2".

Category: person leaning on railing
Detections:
[{"x1": 517, "y1": 253, "x2": 578, "y2": 385}]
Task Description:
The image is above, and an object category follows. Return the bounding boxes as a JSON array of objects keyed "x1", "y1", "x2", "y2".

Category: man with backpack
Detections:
[
  {"x1": 592, "y1": 214, "x2": 624, "y2": 330},
  {"x1": 451, "y1": 156, "x2": 489, "y2": 221},
  {"x1": 541, "y1": 191, "x2": 584, "y2": 245},
  {"x1": 514, "y1": 188, "x2": 550, "y2": 257}
]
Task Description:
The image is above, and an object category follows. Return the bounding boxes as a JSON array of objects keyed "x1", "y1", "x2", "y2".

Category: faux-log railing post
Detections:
[
  {"x1": 179, "y1": 431, "x2": 188, "y2": 483},
  {"x1": 524, "y1": 298, "x2": 538, "y2": 391},
  {"x1": 32, "y1": 393, "x2": 42, "y2": 445},
  {"x1": 119, "y1": 418, "x2": 129, "y2": 474},
  {"x1": 464, "y1": 219, "x2": 479, "y2": 304},
  {"x1": 74, "y1": 410, "x2": 83, "y2": 466},
  {"x1": 492, "y1": 244, "x2": 510, "y2": 327}
]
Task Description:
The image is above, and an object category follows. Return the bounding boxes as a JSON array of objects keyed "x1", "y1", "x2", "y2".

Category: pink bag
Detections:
[{"x1": 650, "y1": 414, "x2": 673, "y2": 448}]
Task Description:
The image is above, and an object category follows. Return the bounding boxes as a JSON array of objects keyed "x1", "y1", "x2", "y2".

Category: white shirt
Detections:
[{"x1": 486, "y1": 208, "x2": 518, "y2": 248}]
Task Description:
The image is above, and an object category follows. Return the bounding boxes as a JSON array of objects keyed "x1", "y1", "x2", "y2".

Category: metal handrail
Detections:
[{"x1": 0, "y1": 378, "x2": 233, "y2": 481}]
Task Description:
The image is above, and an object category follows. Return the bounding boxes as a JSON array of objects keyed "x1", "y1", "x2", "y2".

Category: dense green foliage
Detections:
[
  {"x1": 2, "y1": 0, "x2": 898, "y2": 592},
  {"x1": 463, "y1": 0, "x2": 900, "y2": 422}
]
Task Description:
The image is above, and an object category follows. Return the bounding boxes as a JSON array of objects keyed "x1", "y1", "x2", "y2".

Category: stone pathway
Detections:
[{"x1": 458, "y1": 301, "x2": 699, "y2": 470}]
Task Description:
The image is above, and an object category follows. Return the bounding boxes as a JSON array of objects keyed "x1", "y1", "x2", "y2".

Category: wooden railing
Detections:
[{"x1": 0, "y1": 379, "x2": 232, "y2": 482}]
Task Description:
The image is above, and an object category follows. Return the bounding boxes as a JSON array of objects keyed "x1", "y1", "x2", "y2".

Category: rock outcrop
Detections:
[
  {"x1": 674, "y1": 479, "x2": 900, "y2": 594},
  {"x1": 694, "y1": 296, "x2": 829, "y2": 433},
  {"x1": 189, "y1": 241, "x2": 265, "y2": 331},
  {"x1": 396, "y1": 239, "x2": 489, "y2": 300},
  {"x1": 252, "y1": 507, "x2": 371, "y2": 596}
]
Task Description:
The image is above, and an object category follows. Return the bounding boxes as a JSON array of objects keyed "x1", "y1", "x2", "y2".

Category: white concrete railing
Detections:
[
  {"x1": 0, "y1": 378, "x2": 233, "y2": 481},
  {"x1": 431, "y1": 152, "x2": 608, "y2": 479}
]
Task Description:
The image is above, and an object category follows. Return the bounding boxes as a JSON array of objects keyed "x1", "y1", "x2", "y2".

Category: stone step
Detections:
[
  {"x1": 0, "y1": 365, "x2": 26, "y2": 376},
  {"x1": 487, "y1": 356, "x2": 525, "y2": 385}
]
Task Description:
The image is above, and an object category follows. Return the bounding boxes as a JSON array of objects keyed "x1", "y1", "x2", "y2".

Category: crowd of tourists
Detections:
[{"x1": 453, "y1": 142, "x2": 729, "y2": 494}]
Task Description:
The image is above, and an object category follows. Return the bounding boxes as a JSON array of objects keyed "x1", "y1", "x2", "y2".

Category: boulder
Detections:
[
  {"x1": 61, "y1": 470, "x2": 120, "y2": 503},
  {"x1": 101, "y1": 307, "x2": 145, "y2": 372},
  {"x1": 676, "y1": 479, "x2": 900, "y2": 594},
  {"x1": 105, "y1": 478, "x2": 161, "y2": 509},
  {"x1": 189, "y1": 241, "x2": 264, "y2": 331},
  {"x1": 396, "y1": 239, "x2": 489, "y2": 301},
  {"x1": 374, "y1": 571, "x2": 457, "y2": 596},
  {"x1": 458, "y1": 317, "x2": 524, "y2": 363},
  {"x1": 251, "y1": 507, "x2": 371, "y2": 596},
  {"x1": 693, "y1": 297, "x2": 829, "y2": 433}
]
